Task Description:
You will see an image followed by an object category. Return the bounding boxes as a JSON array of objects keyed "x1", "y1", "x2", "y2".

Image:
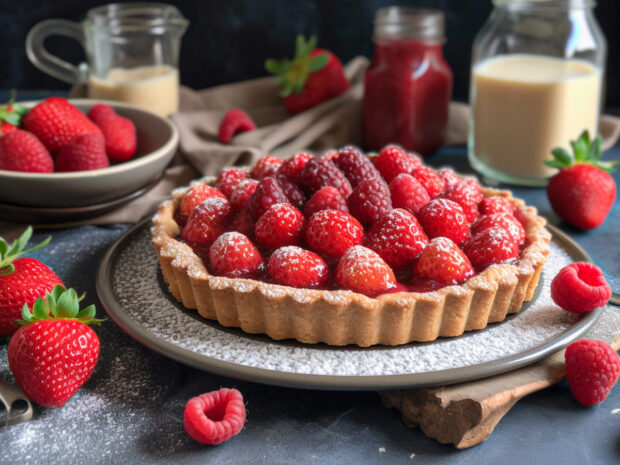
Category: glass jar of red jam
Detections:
[{"x1": 363, "y1": 7, "x2": 453, "y2": 156}]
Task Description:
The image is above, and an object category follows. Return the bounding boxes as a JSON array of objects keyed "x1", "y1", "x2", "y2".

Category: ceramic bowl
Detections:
[{"x1": 0, "y1": 99, "x2": 179, "y2": 208}]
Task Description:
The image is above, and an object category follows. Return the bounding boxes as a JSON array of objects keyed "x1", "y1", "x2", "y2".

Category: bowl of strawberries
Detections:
[{"x1": 0, "y1": 97, "x2": 178, "y2": 208}]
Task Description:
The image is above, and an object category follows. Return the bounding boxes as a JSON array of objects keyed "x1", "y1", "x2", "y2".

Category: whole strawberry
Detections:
[
  {"x1": 0, "y1": 129, "x2": 54, "y2": 173},
  {"x1": 0, "y1": 227, "x2": 63, "y2": 336},
  {"x1": 88, "y1": 103, "x2": 137, "y2": 163},
  {"x1": 23, "y1": 97, "x2": 102, "y2": 153},
  {"x1": 545, "y1": 131, "x2": 617, "y2": 230},
  {"x1": 55, "y1": 133, "x2": 110, "y2": 172},
  {"x1": 265, "y1": 35, "x2": 349, "y2": 115},
  {"x1": 8, "y1": 285, "x2": 102, "y2": 407}
]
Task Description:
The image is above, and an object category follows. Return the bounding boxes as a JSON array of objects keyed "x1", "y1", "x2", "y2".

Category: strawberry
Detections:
[
  {"x1": 0, "y1": 129, "x2": 54, "y2": 173},
  {"x1": 411, "y1": 166, "x2": 446, "y2": 199},
  {"x1": 364, "y1": 209, "x2": 428, "y2": 269},
  {"x1": 413, "y1": 237, "x2": 474, "y2": 284},
  {"x1": 461, "y1": 227, "x2": 519, "y2": 270},
  {"x1": 299, "y1": 157, "x2": 352, "y2": 198},
  {"x1": 7, "y1": 285, "x2": 102, "y2": 407},
  {"x1": 255, "y1": 203, "x2": 305, "y2": 248},
  {"x1": 276, "y1": 152, "x2": 312, "y2": 184},
  {"x1": 246, "y1": 176, "x2": 290, "y2": 220},
  {"x1": 208, "y1": 232, "x2": 264, "y2": 278},
  {"x1": 251, "y1": 155, "x2": 282, "y2": 179},
  {"x1": 0, "y1": 227, "x2": 63, "y2": 336},
  {"x1": 303, "y1": 186, "x2": 349, "y2": 217},
  {"x1": 389, "y1": 173, "x2": 431, "y2": 214},
  {"x1": 229, "y1": 179, "x2": 259, "y2": 211},
  {"x1": 23, "y1": 97, "x2": 102, "y2": 153},
  {"x1": 545, "y1": 130, "x2": 617, "y2": 230},
  {"x1": 471, "y1": 212, "x2": 525, "y2": 245},
  {"x1": 265, "y1": 35, "x2": 349, "y2": 115},
  {"x1": 438, "y1": 168, "x2": 461, "y2": 187},
  {"x1": 181, "y1": 197, "x2": 234, "y2": 256},
  {"x1": 441, "y1": 180, "x2": 481, "y2": 224},
  {"x1": 305, "y1": 210, "x2": 364, "y2": 258},
  {"x1": 374, "y1": 145, "x2": 422, "y2": 182},
  {"x1": 335, "y1": 245, "x2": 397, "y2": 296},
  {"x1": 478, "y1": 197, "x2": 514, "y2": 216},
  {"x1": 0, "y1": 92, "x2": 28, "y2": 136},
  {"x1": 178, "y1": 184, "x2": 227, "y2": 226},
  {"x1": 218, "y1": 109, "x2": 257, "y2": 144},
  {"x1": 55, "y1": 133, "x2": 109, "y2": 172},
  {"x1": 87, "y1": 103, "x2": 137, "y2": 163},
  {"x1": 215, "y1": 168, "x2": 250, "y2": 198},
  {"x1": 332, "y1": 145, "x2": 381, "y2": 188},
  {"x1": 417, "y1": 198, "x2": 470, "y2": 245},
  {"x1": 347, "y1": 178, "x2": 392, "y2": 226},
  {"x1": 268, "y1": 246, "x2": 329, "y2": 288}
]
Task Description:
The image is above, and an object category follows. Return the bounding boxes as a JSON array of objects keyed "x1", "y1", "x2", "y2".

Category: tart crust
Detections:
[{"x1": 152, "y1": 177, "x2": 551, "y2": 347}]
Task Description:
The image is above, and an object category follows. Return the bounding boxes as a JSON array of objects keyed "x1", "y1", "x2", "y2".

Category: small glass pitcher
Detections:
[{"x1": 26, "y1": 3, "x2": 188, "y2": 116}]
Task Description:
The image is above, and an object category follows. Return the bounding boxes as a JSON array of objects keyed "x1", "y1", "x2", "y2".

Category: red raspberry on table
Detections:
[
  {"x1": 218, "y1": 109, "x2": 256, "y2": 144},
  {"x1": 417, "y1": 198, "x2": 470, "y2": 245},
  {"x1": 87, "y1": 103, "x2": 137, "y2": 163},
  {"x1": 347, "y1": 178, "x2": 392, "y2": 226},
  {"x1": 478, "y1": 197, "x2": 514, "y2": 216},
  {"x1": 246, "y1": 176, "x2": 290, "y2": 220},
  {"x1": 305, "y1": 210, "x2": 364, "y2": 258},
  {"x1": 55, "y1": 133, "x2": 110, "y2": 172},
  {"x1": 0, "y1": 129, "x2": 54, "y2": 173},
  {"x1": 413, "y1": 237, "x2": 474, "y2": 284},
  {"x1": 178, "y1": 185, "x2": 227, "y2": 226},
  {"x1": 332, "y1": 145, "x2": 381, "y2": 188},
  {"x1": 299, "y1": 157, "x2": 352, "y2": 198},
  {"x1": 276, "y1": 152, "x2": 312, "y2": 184},
  {"x1": 438, "y1": 168, "x2": 461, "y2": 187},
  {"x1": 181, "y1": 197, "x2": 234, "y2": 254},
  {"x1": 255, "y1": 203, "x2": 305, "y2": 248},
  {"x1": 389, "y1": 173, "x2": 431, "y2": 214},
  {"x1": 550, "y1": 262, "x2": 612, "y2": 313},
  {"x1": 209, "y1": 232, "x2": 264, "y2": 278},
  {"x1": 215, "y1": 168, "x2": 250, "y2": 198},
  {"x1": 461, "y1": 227, "x2": 519, "y2": 270},
  {"x1": 441, "y1": 181, "x2": 481, "y2": 223},
  {"x1": 229, "y1": 179, "x2": 259, "y2": 211},
  {"x1": 565, "y1": 339, "x2": 620, "y2": 406},
  {"x1": 303, "y1": 186, "x2": 349, "y2": 217},
  {"x1": 374, "y1": 145, "x2": 422, "y2": 182},
  {"x1": 412, "y1": 166, "x2": 446, "y2": 199},
  {"x1": 277, "y1": 177, "x2": 306, "y2": 210},
  {"x1": 268, "y1": 246, "x2": 329, "y2": 288},
  {"x1": 471, "y1": 212, "x2": 526, "y2": 245},
  {"x1": 335, "y1": 245, "x2": 397, "y2": 296},
  {"x1": 364, "y1": 209, "x2": 428, "y2": 269},
  {"x1": 229, "y1": 209, "x2": 255, "y2": 238},
  {"x1": 251, "y1": 155, "x2": 282, "y2": 179},
  {"x1": 183, "y1": 388, "x2": 246, "y2": 445}
]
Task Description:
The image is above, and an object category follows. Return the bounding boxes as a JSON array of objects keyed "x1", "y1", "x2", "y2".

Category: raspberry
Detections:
[
  {"x1": 461, "y1": 227, "x2": 519, "y2": 270},
  {"x1": 299, "y1": 157, "x2": 352, "y2": 198},
  {"x1": 332, "y1": 145, "x2": 381, "y2": 188},
  {"x1": 229, "y1": 179, "x2": 259, "y2": 210},
  {"x1": 246, "y1": 177, "x2": 290, "y2": 220},
  {"x1": 276, "y1": 152, "x2": 312, "y2": 184},
  {"x1": 438, "y1": 168, "x2": 461, "y2": 187},
  {"x1": 551, "y1": 262, "x2": 612, "y2": 313},
  {"x1": 374, "y1": 145, "x2": 422, "y2": 182},
  {"x1": 441, "y1": 181, "x2": 481, "y2": 223},
  {"x1": 389, "y1": 173, "x2": 431, "y2": 214},
  {"x1": 255, "y1": 203, "x2": 305, "y2": 248},
  {"x1": 178, "y1": 185, "x2": 227, "y2": 225},
  {"x1": 181, "y1": 197, "x2": 234, "y2": 253},
  {"x1": 215, "y1": 168, "x2": 250, "y2": 198},
  {"x1": 565, "y1": 339, "x2": 620, "y2": 406},
  {"x1": 412, "y1": 166, "x2": 446, "y2": 199},
  {"x1": 417, "y1": 198, "x2": 470, "y2": 245},
  {"x1": 364, "y1": 209, "x2": 428, "y2": 269},
  {"x1": 413, "y1": 237, "x2": 474, "y2": 284},
  {"x1": 303, "y1": 186, "x2": 349, "y2": 217},
  {"x1": 335, "y1": 245, "x2": 397, "y2": 296},
  {"x1": 218, "y1": 109, "x2": 256, "y2": 144},
  {"x1": 251, "y1": 155, "x2": 282, "y2": 179},
  {"x1": 347, "y1": 178, "x2": 392, "y2": 226},
  {"x1": 278, "y1": 177, "x2": 306, "y2": 210},
  {"x1": 268, "y1": 246, "x2": 329, "y2": 288},
  {"x1": 183, "y1": 388, "x2": 246, "y2": 445},
  {"x1": 229, "y1": 209, "x2": 255, "y2": 237},
  {"x1": 471, "y1": 212, "x2": 526, "y2": 245},
  {"x1": 209, "y1": 232, "x2": 264, "y2": 278},
  {"x1": 305, "y1": 210, "x2": 364, "y2": 258},
  {"x1": 478, "y1": 197, "x2": 514, "y2": 216}
]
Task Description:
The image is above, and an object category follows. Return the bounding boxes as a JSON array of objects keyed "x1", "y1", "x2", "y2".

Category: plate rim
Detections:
[{"x1": 96, "y1": 218, "x2": 603, "y2": 390}]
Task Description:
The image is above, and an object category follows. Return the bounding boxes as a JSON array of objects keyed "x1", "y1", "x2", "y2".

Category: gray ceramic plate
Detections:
[
  {"x1": 96, "y1": 220, "x2": 603, "y2": 390},
  {"x1": 0, "y1": 99, "x2": 178, "y2": 208}
]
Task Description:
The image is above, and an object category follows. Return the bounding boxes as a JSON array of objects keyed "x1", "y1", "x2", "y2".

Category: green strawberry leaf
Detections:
[
  {"x1": 0, "y1": 263, "x2": 15, "y2": 276},
  {"x1": 0, "y1": 240, "x2": 7, "y2": 257},
  {"x1": 550, "y1": 148, "x2": 573, "y2": 166},
  {"x1": 76, "y1": 305, "x2": 96, "y2": 320},
  {"x1": 55, "y1": 288, "x2": 78, "y2": 318},
  {"x1": 21, "y1": 304, "x2": 33, "y2": 323},
  {"x1": 571, "y1": 137, "x2": 588, "y2": 163},
  {"x1": 308, "y1": 53, "x2": 328, "y2": 72},
  {"x1": 549, "y1": 130, "x2": 616, "y2": 174},
  {"x1": 32, "y1": 297, "x2": 50, "y2": 320},
  {"x1": 2, "y1": 113, "x2": 20, "y2": 125},
  {"x1": 589, "y1": 134, "x2": 603, "y2": 160},
  {"x1": 12, "y1": 104, "x2": 28, "y2": 116},
  {"x1": 265, "y1": 58, "x2": 289, "y2": 75},
  {"x1": 7, "y1": 226, "x2": 32, "y2": 257}
]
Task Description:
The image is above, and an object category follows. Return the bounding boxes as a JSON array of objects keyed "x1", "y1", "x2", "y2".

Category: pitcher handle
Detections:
[{"x1": 26, "y1": 19, "x2": 87, "y2": 84}]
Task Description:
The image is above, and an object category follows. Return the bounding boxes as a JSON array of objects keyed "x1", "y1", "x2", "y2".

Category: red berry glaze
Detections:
[
  {"x1": 413, "y1": 237, "x2": 474, "y2": 284},
  {"x1": 251, "y1": 155, "x2": 282, "y2": 179},
  {"x1": 374, "y1": 145, "x2": 422, "y2": 182},
  {"x1": 299, "y1": 157, "x2": 352, "y2": 198},
  {"x1": 347, "y1": 178, "x2": 392, "y2": 226},
  {"x1": 255, "y1": 203, "x2": 305, "y2": 248},
  {"x1": 550, "y1": 262, "x2": 611, "y2": 313},
  {"x1": 389, "y1": 173, "x2": 431, "y2": 214},
  {"x1": 178, "y1": 185, "x2": 227, "y2": 226},
  {"x1": 246, "y1": 176, "x2": 290, "y2": 220},
  {"x1": 183, "y1": 388, "x2": 246, "y2": 445},
  {"x1": 335, "y1": 245, "x2": 396, "y2": 296},
  {"x1": 417, "y1": 198, "x2": 470, "y2": 245},
  {"x1": 218, "y1": 109, "x2": 256, "y2": 144},
  {"x1": 268, "y1": 246, "x2": 329, "y2": 288},
  {"x1": 303, "y1": 186, "x2": 349, "y2": 217},
  {"x1": 209, "y1": 232, "x2": 264, "y2": 278},
  {"x1": 461, "y1": 227, "x2": 519, "y2": 270},
  {"x1": 215, "y1": 168, "x2": 250, "y2": 198},
  {"x1": 305, "y1": 210, "x2": 364, "y2": 259}
]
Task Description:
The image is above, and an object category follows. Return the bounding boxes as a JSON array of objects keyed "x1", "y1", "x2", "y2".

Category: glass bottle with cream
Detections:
[{"x1": 469, "y1": 0, "x2": 606, "y2": 186}]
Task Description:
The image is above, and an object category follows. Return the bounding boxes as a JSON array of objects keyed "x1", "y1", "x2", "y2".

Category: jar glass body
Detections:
[{"x1": 468, "y1": 0, "x2": 606, "y2": 186}]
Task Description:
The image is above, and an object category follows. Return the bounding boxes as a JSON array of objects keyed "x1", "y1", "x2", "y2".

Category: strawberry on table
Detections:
[
  {"x1": 545, "y1": 130, "x2": 617, "y2": 230},
  {"x1": 87, "y1": 103, "x2": 137, "y2": 163},
  {"x1": 0, "y1": 227, "x2": 63, "y2": 336},
  {"x1": 265, "y1": 35, "x2": 350, "y2": 115},
  {"x1": 0, "y1": 129, "x2": 54, "y2": 173},
  {"x1": 55, "y1": 133, "x2": 109, "y2": 172},
  {"x1": 8, "y1": 285, "x2": 102, "y2": 407}
]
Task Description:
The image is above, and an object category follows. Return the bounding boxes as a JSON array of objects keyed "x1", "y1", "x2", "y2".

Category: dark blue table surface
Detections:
[{"x1": 0, "y1": 92, "x2": 619, "y2": 465}]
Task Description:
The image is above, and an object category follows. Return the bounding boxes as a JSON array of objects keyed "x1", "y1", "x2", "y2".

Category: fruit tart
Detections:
[{"x1": 152, "y1": 146, "x2": 551, "y2": 347}]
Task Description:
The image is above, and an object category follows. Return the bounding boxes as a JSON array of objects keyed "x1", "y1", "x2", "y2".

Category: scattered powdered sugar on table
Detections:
[{"x1": 108, "y1": 227, "x2": 605, "y2": 377}]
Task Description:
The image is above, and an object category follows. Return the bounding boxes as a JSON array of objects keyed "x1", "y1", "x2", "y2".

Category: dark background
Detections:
[{"x1": 1, "y1": 0, "x2": 619, "y2": 108}]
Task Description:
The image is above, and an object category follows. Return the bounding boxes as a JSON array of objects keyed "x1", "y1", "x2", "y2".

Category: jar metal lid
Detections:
[{"x1": 373, "y1": 7, "x2": 445, "y2": 39}]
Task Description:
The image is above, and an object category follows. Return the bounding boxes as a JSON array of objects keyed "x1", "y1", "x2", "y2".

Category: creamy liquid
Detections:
[
  {"x1": 471, "y1": 55, "x2": 601, "y2": 179},
  {"x1": 88, "y1": 65, "x2": 179, "y2": 116}
]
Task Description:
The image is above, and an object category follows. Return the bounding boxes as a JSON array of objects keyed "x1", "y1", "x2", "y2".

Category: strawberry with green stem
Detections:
[
  {"x1": 265, "y1": 35, "x2": 349, "y2": 115},
  {"x1": 8, "y1": 285, "x2": 103, "y2": 407},
  {"x1": 0, "y1": 90, "x2": 28, "y2": 136},
  {"x1": 545, "y1": 130, "x2": 617, "y2": 230}
]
